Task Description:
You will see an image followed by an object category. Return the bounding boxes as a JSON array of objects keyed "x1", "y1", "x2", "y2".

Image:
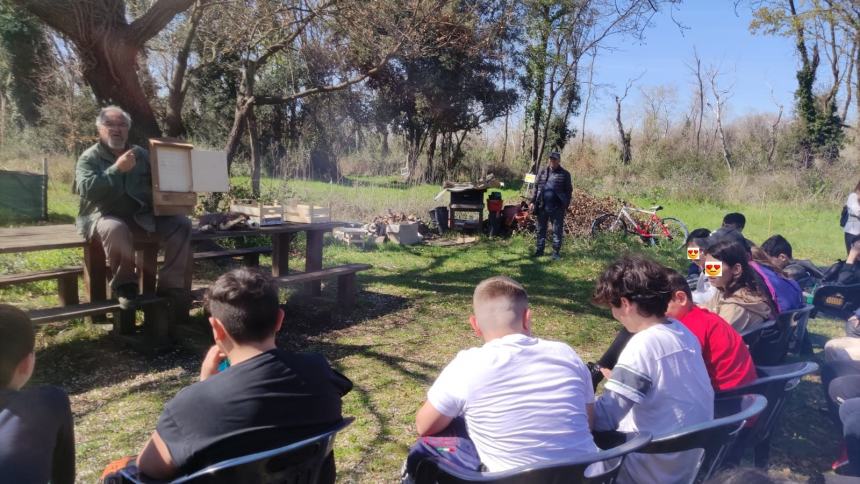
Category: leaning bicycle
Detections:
[{"x1": 591, "y1": 203, "x2": 688, "y2": 248}]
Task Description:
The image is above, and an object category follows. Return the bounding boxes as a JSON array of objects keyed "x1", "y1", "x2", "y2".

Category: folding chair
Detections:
[
  {"x1": 413, "y1": 431, "x2": 652, "y2": 484},
  {"x1": 717, "y1": 362, "x2": 819, "y2": 468},
  {"x1": 119, "y1": 418, "x2": 354, "y2": 483}
]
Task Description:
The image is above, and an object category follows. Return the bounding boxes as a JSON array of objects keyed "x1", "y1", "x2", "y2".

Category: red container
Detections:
[{"x1": 487, "y1": 199, "x2": 504, "y2": 212}]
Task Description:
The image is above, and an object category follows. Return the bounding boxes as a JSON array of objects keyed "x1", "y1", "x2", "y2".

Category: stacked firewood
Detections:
[
  {"x1": 364, "y1": 210, "x2": 427, "y2": 237},
  {"x1": 514, "y1": 189, "x2": 628, "y2": 237}
]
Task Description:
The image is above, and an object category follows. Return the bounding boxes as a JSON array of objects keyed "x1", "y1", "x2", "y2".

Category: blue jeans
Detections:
[{"x1": 536, "y1": 208, "x2": 565, "y2": 253}]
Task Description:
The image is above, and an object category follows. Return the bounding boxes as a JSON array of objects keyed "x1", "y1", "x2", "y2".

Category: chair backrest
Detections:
[
  {"x1": 812, "y1": 283, "x2": 860, "y2": 320},
  {"x1": 717, "y1": 362, "x2": 818, "y2": 446},
  {"x1": 750, "y1": 306, "x2": 812, "y2": 365},
  {"x1": 121, "y1": 418, "x2": 354, "y2": 484},
  {"x1": 739, "y1": 320, "x2": 774, "y2": 348},
  {"x1": 636, "y1": 394, "x2": 767, "y2": 484},
  {"x1": 414, "y1": 432, "x2": 653, "y2": 484},
  {"x1": 787, "y1": 304, "x2": 814, "y2": 355}
]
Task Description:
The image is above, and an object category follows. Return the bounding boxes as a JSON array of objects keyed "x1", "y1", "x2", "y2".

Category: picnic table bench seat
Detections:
[
  {"x1": 274, "y1": 263, "x2": 372, "y2": 311},
  {"x1": 0, "y1": 267, "x2": 84, "y2": 306}
]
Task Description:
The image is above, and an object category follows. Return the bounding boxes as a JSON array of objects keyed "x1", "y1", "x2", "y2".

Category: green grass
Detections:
[{"x1": 0, "y1": 178, "x2": 850, "y2": 482}]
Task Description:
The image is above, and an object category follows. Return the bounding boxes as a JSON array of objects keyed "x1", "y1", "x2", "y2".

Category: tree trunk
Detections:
[
  {"x1": 225, "y1": 65, "x2": 256, "y2": 169},
  {"x1": 843, "y1": 39, "x2": 856, "y2": 123},
  {"x1": 165, "y1": 1, "x2": 204, "y2": 137},
  {"x1": 615, "y1": 96, "x2": 631, "y2": 165},
  {"x1": 80, "y1": 39, "x2": 161, "y2": 143},
  {"x1": 12, "y1": 0, "x2": 197, "y2": 143},
  {"x1": 425, "y1": 131, "x2": 437, "y2": 182},
  {"x1": 247, "y1": 105, "x2": 262, "y2": 197},
  {"x1": 530, "y1": 25, "x2": 549, "y2": 171}
]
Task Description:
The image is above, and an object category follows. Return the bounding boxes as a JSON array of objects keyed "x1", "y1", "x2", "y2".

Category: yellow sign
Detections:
[{"x1": 524, "y1": 173, "x2": 536, "y2": 183}]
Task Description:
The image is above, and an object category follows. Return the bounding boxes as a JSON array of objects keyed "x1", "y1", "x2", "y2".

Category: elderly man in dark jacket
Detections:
[{"x1": 529, "y1": 152, "x2": 572, "y2": 260}]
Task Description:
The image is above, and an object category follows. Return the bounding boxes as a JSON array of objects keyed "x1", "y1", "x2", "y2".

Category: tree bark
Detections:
[
  {"x1": 615, "y1": 96, "x2": 631, "y2": 165},
  {"x1": 165, "y1": 0, "x2": 204, "y2": 137},
  {"x1": 247, "y1": 105, "x2": 262, "y2": 197},
  {"x1": 12, "y1": 0, "x2": 197, "y2": 142}
]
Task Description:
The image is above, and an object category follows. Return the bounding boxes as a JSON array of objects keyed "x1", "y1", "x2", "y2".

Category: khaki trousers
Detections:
[{"x1": 93, "y1": 215, "x2": 192, "y2": 291}]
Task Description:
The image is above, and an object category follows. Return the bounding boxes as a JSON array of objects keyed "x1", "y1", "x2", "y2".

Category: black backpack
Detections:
[{"x1": 841, "y1": 205, "x2": 849, "y2": 227}]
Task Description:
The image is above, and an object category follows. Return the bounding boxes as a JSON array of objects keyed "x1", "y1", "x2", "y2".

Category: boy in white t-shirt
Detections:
[
  {"x1": 414, "y1": 276, "x2": 598, "y2": 472},
  {"x1": 592, "y1": 256, "x2": 714, "y2": 484}
]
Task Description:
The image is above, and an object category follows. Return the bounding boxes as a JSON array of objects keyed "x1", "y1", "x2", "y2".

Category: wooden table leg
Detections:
[
  {"x1": 272, "y1": 233, "x2": 292, "y2": 277},
  {"x1": 57, "y1": 273, "x2": 79, "y2": 306},
  {"x1": 305, "y1": 230, "x2": 324, "y2": 296},
  {"x1": 337, "y1": 273, "x2": 356, "y2": 312},
  {"x1": 136, "y1": 243, "x2": 158, "y2": 295},
  {"x1": 84, "y1": 239, "x2": 107, "y2": 322}
]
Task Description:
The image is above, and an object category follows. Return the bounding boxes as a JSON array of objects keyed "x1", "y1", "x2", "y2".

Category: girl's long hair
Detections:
[{"x1": 707, "y1": 239, "x2": 760, "y2": 299}]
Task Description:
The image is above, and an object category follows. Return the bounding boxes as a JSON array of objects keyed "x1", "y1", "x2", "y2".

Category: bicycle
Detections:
[{"x1": 591, "y1": 203, "x2": 689, "y2": 248}]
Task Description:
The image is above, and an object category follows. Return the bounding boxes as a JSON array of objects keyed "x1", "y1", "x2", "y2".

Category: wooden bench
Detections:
[
  {"x1": 274, "y1": 264, "x2": 372, "y2": 311},
  {"x1": 0, "y1": 267, "x2": 84, "y2": 306},
  {"x1": 191, "y1": 246, "x2": 272, "y2": 266},
  {"x1": 27, "y1": 295, "x2": 171, "y2": 344}
]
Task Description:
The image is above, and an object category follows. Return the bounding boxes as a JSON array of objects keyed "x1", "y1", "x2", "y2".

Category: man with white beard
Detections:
[{"x1": 75, "y1": 106, "x2": 191, "y2": 311}]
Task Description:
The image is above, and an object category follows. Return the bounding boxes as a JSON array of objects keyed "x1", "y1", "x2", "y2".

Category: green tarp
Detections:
[{"x1": 0, "y1": 170, "x2": 44, "y2": 222}]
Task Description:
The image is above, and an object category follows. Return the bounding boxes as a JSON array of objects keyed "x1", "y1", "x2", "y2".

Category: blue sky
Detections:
[{"x1": 581, "y1": 2, "x2": 809, "y2": 131}]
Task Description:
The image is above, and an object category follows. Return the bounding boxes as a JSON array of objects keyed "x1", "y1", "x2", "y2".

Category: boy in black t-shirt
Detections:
[
  {"x1": 134, "y1": 268, "x2": 352, "y2": 481},
  {"x1": 0, "y1": 304, "x2": 75, "y2": 484}
]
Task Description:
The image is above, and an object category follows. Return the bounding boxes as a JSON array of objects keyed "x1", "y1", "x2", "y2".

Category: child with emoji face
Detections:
[{"x1": 701, "y1": 239, "x2": 774, "y2": 333}]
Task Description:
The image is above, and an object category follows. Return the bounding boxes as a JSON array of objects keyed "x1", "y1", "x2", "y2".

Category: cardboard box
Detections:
[
  {"x1": 230, "y1": 201, "x2": 284, "y2": 226},
  {"x1": 284, "y1": 203, "x2": 331, "y2": 223},
  {"x1": 386, "y1": 222, "x2": 422, "y2": 245}
]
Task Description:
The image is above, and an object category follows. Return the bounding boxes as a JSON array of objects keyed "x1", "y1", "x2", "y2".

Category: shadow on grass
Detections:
[{"x1": 32, "y1": 323, "x2": 200, "y2": 397}]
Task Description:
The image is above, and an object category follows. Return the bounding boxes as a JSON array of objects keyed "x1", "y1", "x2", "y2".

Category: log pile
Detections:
[
  {"x1": 360, "y1": 210, "x2": 433, "y2": 240},
  {"x1": 515, "y1": 189, "x2": 630, "y2": 237}
]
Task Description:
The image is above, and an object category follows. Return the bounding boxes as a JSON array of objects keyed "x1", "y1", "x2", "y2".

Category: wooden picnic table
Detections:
[{"x1": 0, "y1": 221, "x2": 343, "y2": 306}]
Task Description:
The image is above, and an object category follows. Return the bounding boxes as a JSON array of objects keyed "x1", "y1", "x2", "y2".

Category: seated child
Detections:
[
  {"x1": 413, "y1": 276, "x2": 598, "y2": 472},
  {"x1": 689, "y1": 235, "x2": 717, "y2": 305},
  {"x1": 665, "y1": 269, "x2": 757, "y2": 391},
  {"x1": 592, "y1": 256, "x2": 713, "y2": 484},
  {"x1": 0, "y1": 304, "x2": 75, "y2": 484},
  {"x1": 722, "y1": 212, "x2": 746, "y2": 232},
  {"x1": 760, "y1": 234, "x2": 823, "y2": 291},
  {"x1": 702, "y1": 239, "x2": 774, "y2": 333},
  {"x1": 685, "y1": 228, "x2": 711, "y2": 278},
  {"x1": 132, "y1": 268, "x2": 352, "y2": 481}
]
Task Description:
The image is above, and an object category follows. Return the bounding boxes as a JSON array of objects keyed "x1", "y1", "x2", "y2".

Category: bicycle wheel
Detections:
[
  {"x1": 651, "y1": 217, "x2": 689, "y2": 248},
  {"x1": 591, "y1": 213, "x2": 628, "y2": 237}
]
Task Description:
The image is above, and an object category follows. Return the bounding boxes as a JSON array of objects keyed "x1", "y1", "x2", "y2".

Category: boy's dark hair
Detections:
[
  {"x1": 592, "y1": 255, "x2": 672, "y2": 318},
  {"x1": 0, "y1": 304, "x2": 35, "y2": 387},
  {"x1": 665, "y1": 268, "x2": 693, "y2": 300},
  {"x1": 722, "y1": 212, "x2": 746, "y2": 230},
  {"x1": 686, "y1": 228, "x2": 711, "y2": 246},
  {"x1": 204, "y1": 268, "x2": 281, "y2": 343},
  {"x1": 761, "y1": 234, "x2": 792, "y2": 259}
]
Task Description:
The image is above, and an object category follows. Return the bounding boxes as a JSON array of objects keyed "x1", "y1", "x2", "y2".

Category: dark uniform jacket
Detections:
[{"x1": 531, "y1": 165, "x2": 573, "y2": 212}]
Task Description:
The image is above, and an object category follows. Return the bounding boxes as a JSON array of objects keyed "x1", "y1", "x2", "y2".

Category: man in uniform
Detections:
[
  {"x1": 75, "y1": 106, "x2": 191, "y2": 310},
  {"x1": 529, "y1": 151, "x2": 572, "y2": 260}
]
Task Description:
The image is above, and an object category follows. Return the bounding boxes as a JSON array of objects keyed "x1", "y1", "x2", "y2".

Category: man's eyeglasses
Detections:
[{"x1": 101, "y1": 122, "x2": 129, "y2": 129}]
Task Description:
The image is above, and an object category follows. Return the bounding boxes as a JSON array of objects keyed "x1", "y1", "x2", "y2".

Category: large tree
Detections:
[
  {"x1": 10, "y1": 0, "x2": 196, "y2": 141},
  {"x1": 518, "y1": 0, "x2": 682, "y2": 173}
]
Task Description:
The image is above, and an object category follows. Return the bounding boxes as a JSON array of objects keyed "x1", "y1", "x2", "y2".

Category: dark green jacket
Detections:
[{"x1": 75, "y1": 142, "x2": 155, "y2": 239}]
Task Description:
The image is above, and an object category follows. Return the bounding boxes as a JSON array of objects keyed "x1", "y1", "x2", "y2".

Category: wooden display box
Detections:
[
  {"x1": 284, "y1": 203, "x2": 331, "y2": 223},
  {"x1": 149, "y1": 138, "x2": 230, "y2": 216},
  {"x1": 230, "y1": 200, "x2": 284, "y2": 226}
]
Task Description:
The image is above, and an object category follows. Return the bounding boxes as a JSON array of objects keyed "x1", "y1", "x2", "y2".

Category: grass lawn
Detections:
[{"x1": 0, "y1": 176, "x2": 849, "y2": 482}]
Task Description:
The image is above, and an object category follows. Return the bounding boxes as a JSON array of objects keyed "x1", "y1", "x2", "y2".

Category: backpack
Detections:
[{"x1": 841, "y1": 205, "x2": 849, "y2": 227}]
